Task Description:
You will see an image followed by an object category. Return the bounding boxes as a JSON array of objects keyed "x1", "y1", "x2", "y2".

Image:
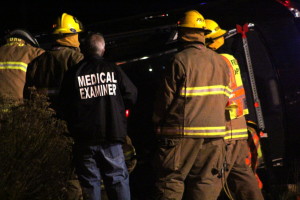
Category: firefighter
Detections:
[
  {"x1": 0, "y1": 29, "x2": 44, "y2": 101},
  {"x1": 24, "y1": 12, "x2": 84, "y2": 110},
  {"x1": 246, "y1": 120, "x2": 264, "y2": 189},
  {"x1": 205, "y1": 19, "x2": 264, "y2": 200},
  {"x1": 58, "y1": 32, "x2": 137, "y2": 200},
  {"x1": 24, "y1": 13, "x2": 84, "y2": 200},
  {"x1": 152, "y1": 10, "x2": 231, "y2": 200}
]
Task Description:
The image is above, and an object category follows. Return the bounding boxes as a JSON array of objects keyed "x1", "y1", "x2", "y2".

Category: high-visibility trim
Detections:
[
  {"x1": 6, "y1": 42, "x2": 25, "y2": 47},
  {"x1": 124, "y1": 150, "x2": 134, "y2": 157},
  {"x1": 0, "y1": 61, "x2": 28, "y2": 72},
  {"x1": 6, "y1": 38, "x2": 26, "y2": 47},
  {"x1": 124, "y1": 150, "x2": 135, "y2": 160},
  {"x1": 228, "y1": 94, "x2": 245, "y2": 102},
  {"x1": 157, "y1": 126, "x2": 227, "y2": 137},
  {"x1": 224, "y1": 128, "x2": 248, "y2": 140},
  {"x1": 232, "y1": 85, "x2": 244, "y2": 92},
  {"x1": 221, "y1": 53, "x2": 243, "y2": 86},
  {"x1": 181, "y1": 85, "x2": 232, "y2": 97}
]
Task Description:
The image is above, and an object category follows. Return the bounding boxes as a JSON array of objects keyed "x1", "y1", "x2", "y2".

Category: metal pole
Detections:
[{"x1": 236, "y1": 23, "x2": 267, "y2": 136}]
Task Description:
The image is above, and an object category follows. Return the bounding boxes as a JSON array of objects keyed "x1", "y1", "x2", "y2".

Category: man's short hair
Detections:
[{"x1": 83, "y1": 32, "x2": 105, "y2": 56}]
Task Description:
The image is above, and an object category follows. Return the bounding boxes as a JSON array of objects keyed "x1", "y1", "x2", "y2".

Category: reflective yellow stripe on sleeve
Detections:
[
  {"x1": 0, "y1": 61, "x2": 28, "y2": 72},
  {"x1": 181, "y1": 85, "x2": 232, "y2": 97},
  {"x1": 157, "y1": 126, "x2": 227, "y2": 137}
]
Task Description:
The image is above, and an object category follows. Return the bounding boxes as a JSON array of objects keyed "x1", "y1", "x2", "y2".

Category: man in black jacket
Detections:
[{"x1": 59, "y1": 32, "x2": 137, "y2": 200}]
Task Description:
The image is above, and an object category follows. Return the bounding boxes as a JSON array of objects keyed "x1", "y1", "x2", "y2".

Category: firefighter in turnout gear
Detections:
[
  {"x1": 0, "y1": 29, "x2": 44, "y2": 101},
  {"x1": 246, "y1": 120, "x2": 264, "y2": 189},
  {"x1": 152, "y1": 10, "x2": 231, "y2": 199},
  {"x1": 24, "y1": 13, "x2": 84, "y2": 110},
  {"x1": 205, "y1": 19, "x2": 264, "y2": 200},
  {"x1": 24, "y1": 13, "x2": 84, "y2": 200}
]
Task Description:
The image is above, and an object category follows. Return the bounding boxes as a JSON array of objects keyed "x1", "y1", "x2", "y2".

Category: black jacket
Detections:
[{"x1": 59, "y1": 55, "x2": 137, "y2": 144}]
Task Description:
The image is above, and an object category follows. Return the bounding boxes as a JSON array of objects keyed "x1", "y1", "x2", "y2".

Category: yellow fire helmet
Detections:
[
  {"x1": 205, "y1": 19, "x2": 227, "y2": 39},
  {"x1": 205, "y1": 19, "x2": 227, "y2": 50},
  {"x1": 52, "y1": 13, "x2": 83, "y2": 34},
  {"x1": 177, "y1": 10, "x2": 211, "y2": 34}
]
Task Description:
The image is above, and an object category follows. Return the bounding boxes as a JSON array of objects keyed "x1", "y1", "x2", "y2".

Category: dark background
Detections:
[
  {"x1": 2, "y1": 0, "x2": 296, "y2": 35},
  {"x1": 2, "y1": 0, "x2": 300, "y2": 199},
  {"x1": 0, "y1": 0, "x2": 202, "y2": 35}
]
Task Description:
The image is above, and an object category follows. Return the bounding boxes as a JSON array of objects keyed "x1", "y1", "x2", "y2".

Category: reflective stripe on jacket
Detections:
[
  {"x1": 153, "y1": 44, "x2": 230, "y2": 138},
  {"x1": 225, "y1": 116, "x2": 248, "y2": 140},
  {"x1": 0, "y1": 38, "x2": 45, "y2": 99}
]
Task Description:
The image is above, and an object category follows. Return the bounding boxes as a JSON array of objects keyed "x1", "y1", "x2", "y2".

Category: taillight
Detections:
[{"x1": 125, "y1": 109, "x2": 130, "y2": 118}]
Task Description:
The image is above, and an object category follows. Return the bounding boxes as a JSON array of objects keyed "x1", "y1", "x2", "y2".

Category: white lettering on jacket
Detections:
[{"x1": 77, "y1": 72, "x2": 117, "y2": 99}]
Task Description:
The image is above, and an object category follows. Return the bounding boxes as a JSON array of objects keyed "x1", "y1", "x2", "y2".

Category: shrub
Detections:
[{"x1": 0, "y1": 91, "x2": 73, "y2": 200}]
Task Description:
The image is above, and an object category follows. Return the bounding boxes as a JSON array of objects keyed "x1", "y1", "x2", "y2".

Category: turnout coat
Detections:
[{"x1": 153, "y1": 43, "x2": 231, "y2": 138}]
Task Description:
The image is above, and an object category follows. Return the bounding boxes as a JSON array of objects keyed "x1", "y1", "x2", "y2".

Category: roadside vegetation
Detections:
[{"x1": 0, "y1": 90, "x2": 73, "y2": 200}]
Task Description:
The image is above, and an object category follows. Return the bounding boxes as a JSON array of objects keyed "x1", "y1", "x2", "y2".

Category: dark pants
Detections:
[
  {"x1": 153, "y1": 138, "x2": 226, "y2": 200},
  {"x1": 73, "y1": 143, "x2": 130, "y2": 200},
  {"x1": 218, "y1": 140, "x2": 264, "y2": 200}
]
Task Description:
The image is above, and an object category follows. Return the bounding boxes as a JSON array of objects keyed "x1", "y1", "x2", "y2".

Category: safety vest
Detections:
[{"x1": 221, "y1": 53, "x2": 249, "y2": 119}]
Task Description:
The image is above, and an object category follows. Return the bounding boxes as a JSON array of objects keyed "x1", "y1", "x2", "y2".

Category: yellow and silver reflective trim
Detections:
[
  {"x1": 181, "y1": 85, "x2": 232, "y2": 97},
  {"x1": 228, "y1": 86, "x2": 245, "y2": 101},
  {"x1": 0, "y1": 61, "x2": 28, "y2": 72},
  {"x1": 232, "y1": 85, "x2": 244, "y2": 93},
  {"x1": 221, "y1": 53, "x2": 243, "y2": 86},
  {"x1": 124, "y1": 150, "x2": 136, "y2": 161},
  {"x1": 157, "y1": 126, "x2": 227, "y2": 137},
  {"x1": 224, "y1": 128, "x2": 248, "y2": 140}
]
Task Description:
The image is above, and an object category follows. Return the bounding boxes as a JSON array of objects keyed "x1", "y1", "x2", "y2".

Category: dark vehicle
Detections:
[{"x1": 34, "y1": 0, "x2": 300, "y2": 199}]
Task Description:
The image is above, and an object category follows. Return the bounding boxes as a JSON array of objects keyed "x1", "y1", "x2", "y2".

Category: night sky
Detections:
[
  {"x1": 1, "y1": 0, "x2": 296, "y2": 37},
  {"x1": 0, "y1": 0, "x2": 200, "y2": 36}
]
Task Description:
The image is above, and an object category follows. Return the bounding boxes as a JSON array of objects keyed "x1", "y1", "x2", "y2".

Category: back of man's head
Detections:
[{"x1": 83, "y1": 33, "x2": 105, "y2": 57}]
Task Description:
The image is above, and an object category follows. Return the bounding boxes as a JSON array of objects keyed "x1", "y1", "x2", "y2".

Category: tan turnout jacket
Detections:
[
  {"x1": 0, "y1": 38, "x2": 45, "y2": 100},
  {"x1": 153, "y1": 43, "x2": 231, "y2": 138}
]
